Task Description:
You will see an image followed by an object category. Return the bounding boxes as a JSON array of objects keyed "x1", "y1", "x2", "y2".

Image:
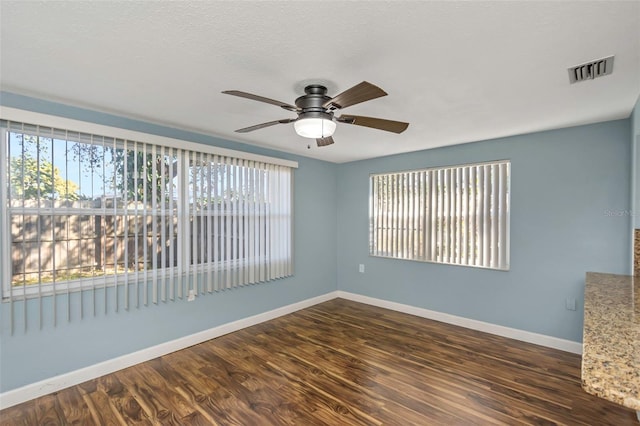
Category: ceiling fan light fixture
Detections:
[{"x1": 294, "y1": 117, "x2": 336, "y2": 139}]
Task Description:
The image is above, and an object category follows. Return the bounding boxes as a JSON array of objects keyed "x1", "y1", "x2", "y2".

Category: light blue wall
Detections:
[
  {"x1": 0, "y1": 90, "x2": 633, "y2": 394},
  {"x1": 336, "y1": 120, "x2": 631, "y2": 342},
  {"x1": 0, "y1": 92, "x2": 338, "y2": 392}
]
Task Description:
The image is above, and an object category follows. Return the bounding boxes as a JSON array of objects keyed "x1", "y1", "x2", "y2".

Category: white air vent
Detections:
[{"x1": 568, "y1": 56, "x2": 614, "y2": 84}]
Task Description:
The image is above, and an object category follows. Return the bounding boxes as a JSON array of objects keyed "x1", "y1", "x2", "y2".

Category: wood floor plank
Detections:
[
  {"x1": 0, "y1": 400, "x2": 36, "y2": 426},
  {"x1": 1, "y1": 298, "x2": 637, "y2": 425},
  {"x1": 55, "y1": 386, "x2": 95, "y2": 426},
  {"x1": 82, "y1": 388, "x2": 127, "y2": 426},
  {"x1": 95, "y1": 374, "x2": 151, "y2": 425},
  {"x1": 114, "y1": 363, "x2": 190, "y2": 424},
  {"x1": 162, "y1": 350, "x2": 224, "y2": 398},
  {"x1": 172, "y1": 386, "x2": 220, "y2": 426},
  {"x1": 33, "y1": 393, "x2": 66, "y2": 426}
]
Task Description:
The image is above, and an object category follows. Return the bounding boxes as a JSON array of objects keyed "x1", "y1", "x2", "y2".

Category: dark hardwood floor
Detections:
[{"x1": 1, "y1": 298, "x2": 637, "y2": 425}]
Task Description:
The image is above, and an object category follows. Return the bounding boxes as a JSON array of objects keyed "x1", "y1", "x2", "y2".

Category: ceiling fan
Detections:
[{"x1": 222, "y1": 81, "x2": 409, "y2": 147}]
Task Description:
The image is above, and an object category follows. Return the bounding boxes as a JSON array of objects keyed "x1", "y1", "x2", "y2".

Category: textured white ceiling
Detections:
[{"x1": 1, "y1": 1, "x2": 639, "y2": 163}]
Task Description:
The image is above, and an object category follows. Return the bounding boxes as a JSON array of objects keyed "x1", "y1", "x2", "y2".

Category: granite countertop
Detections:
[{"x1": 582, "y1": 272, "x2": 639, "y2": 411}]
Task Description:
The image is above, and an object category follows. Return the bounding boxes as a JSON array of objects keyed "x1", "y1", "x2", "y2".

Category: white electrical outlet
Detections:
[
  {"x1": 565, "y1": 298, "x2": 576, "y2": 311},
  {"x1": 359, "y1": 264, "x2": 365, "y2": 273},
  {"x1": 188, "y1": 289, "x2": 196, "y2": 302}
]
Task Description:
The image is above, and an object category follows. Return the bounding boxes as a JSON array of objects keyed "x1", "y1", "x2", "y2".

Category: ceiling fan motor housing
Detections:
[{"x1": 295, "y1": 85, "x2": 335, "y2": 122}]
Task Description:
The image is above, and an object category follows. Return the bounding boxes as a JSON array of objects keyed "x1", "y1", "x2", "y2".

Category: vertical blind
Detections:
[
  {"x1": 1, "y1": 119, "x2": 294, "y2": 332},
  {"x1": 369, "y1": 160, "x2": 510, "y2": 270}
]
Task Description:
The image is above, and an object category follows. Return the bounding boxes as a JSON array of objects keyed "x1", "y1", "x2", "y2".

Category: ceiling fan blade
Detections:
[
  {"x1": 235, "y1": 118, "x2": 296, "y2": 133},
  {"x1": 323, "y1": 81, "x2": 387, "y2": 110},
  {"x1": 222, "y1": 90, "x2": 299, "y2": 112},
  {"x1": 338, "y1": 115, "x2": 409, "y2": 134},
  {"x1": 316, "y1": 136, "x2": 335, "y2": 147}
]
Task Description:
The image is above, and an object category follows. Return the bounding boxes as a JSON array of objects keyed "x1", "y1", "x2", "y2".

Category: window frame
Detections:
[
  {"x1": 0, "y1": 107, "x2": 297, "y2": 301},
  {"x1": 369, "y1": 159, "x2": 510, "y2": 271}
]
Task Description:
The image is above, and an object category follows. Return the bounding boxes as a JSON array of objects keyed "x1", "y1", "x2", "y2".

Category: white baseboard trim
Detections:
[
  {"x1": 336, "y1": 291, "x2": 583, "y2": 355},
  {"x1": 0, "y1": 291, "x2": 339, "y2": 410}
]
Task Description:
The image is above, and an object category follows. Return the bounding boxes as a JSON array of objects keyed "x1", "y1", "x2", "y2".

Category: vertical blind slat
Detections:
[
  {"x1": 267, "y1": 164, "x2": 274, "y2": 280},
  {"x1": 401, "y1": 174, "x2": 406, "y2": 258},
  {"x1": 191, "y1": 150, "x2": 198, "y2": 296},
  {"x1": 451, "y1": 168, "x2": 457, "y2": 264},
  {"x1": 482, "y1": 165, "x2": 490, "y2": 267},
  {"x1": 374, "y1": 175, "x2": 379, "y2": 256},
  {"x1": 461, "y1": 167, "x2": 468, "y2": 265},
  {"x1": 274, "y1": 164, "x2": 280, "y2": 280},
  {"x1": 132, "y1": 141, "x2": 139, "y2": 308},
  {"x1": 378, "y1": 175, "x2": 382, "y2": 256},
  {"x1": 370, "y1": 176, "x2": 375, "y2": 256},
  {"x1": 447, "y1": 168, "x2": 453, "y2": 263},
  {"x1": 433, "y1": 171, "x2": 438, "y2": 262},
  {"x1": 248, "y1": 162, "x2": 255, "y2": 284},
  {"x1": 168, "y1": 148, "x2": 174, "y2": 300},
  {"x1": 469, "y1": 167, "x2": 476, "y2": 266},
  {"x1": 410, "y1": 173, "x2": 415, "y2": 259},
  {"x1": 2, "y1": 129, "x2": 14, "y2": 333},
  {"x1": 239, "y1": 159, "x2": 246, "y2": 286},
  {"x1": 213, "y1": 154, "x2": 221, "y2": 291},
  {"x1": 491, "y1": 164, "x2": 499, "y2": 269},
  {"x1": 161, "y1": 146, "x2": 167, "y2": 302},
  {"x1": 397, "y1": 174, "x2": 402, "y2": 258},
  {"x1": 394, "y1": 174, "x2": 399, "y2": 257},
  {"x1": 456, "y1": 168, "x2": 462, "y2": 265},
  {"x1": 224, "y1": 157, "x2": 231, "y2": 288},
  {"x1": 206, "y1": 153, "x2": 213, "y2": 293},
  {"x1": 407, "y1": 173, "x2": 413, "y2": 258},
  {"x1": 152, "y1": 144, "x2": 159, "y2": 304},
  {"x1": 199, "y1": 152, "x2": 205, "y2": 295},
  {"x1": 476, "y1": 166, "x2": 484, "y2": 266},
  {"x1": 36, "y1": 132, "x2": 43, "y2": 329},
  {"x1": 498, "y1": 164, "x2": 508, "y2": 267},
  {"x1": 123, "y1": 140, "x2": 130, "y2": 310},
  {"x1": 258, "y1": 162, "x2": 264, "y2": 283},
  {"x1": 48, "y1": 130, "x2": 57, "y2": 326},
  {"x1": 250, "y1": 162, "x2": 257, "y2": 284},
  {"x1": 112, "y1": 138, "x2": 119, "y2": 312},
  {"x1": 382, "y1": 175, "x2": 387, "y2": 256},
  {"x1": 436, "y1": 170, "x2": 443, "y2": 263},
  {"x1": 142, "y1": 143, "x2": 149, "y2": 306},
  {"x1": 374, "y1": 175, "x2": 380, "y2": 256},
  {"x1": 419, "y1": 172, "x2": 425, "y2": 260}
]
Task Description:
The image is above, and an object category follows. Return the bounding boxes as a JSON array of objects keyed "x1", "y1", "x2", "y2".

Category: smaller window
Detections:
[{"x1": 369, "y1": 160, "x2": 510, "y2": 270}]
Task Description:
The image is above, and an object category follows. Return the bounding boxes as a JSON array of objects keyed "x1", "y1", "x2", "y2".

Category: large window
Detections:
[
  {"x1": 1, "y1": 114, "x2": 295, "y2": 329},
  {"x1": 370, "y1": 160, "x2": 510, "y2": 270}
]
